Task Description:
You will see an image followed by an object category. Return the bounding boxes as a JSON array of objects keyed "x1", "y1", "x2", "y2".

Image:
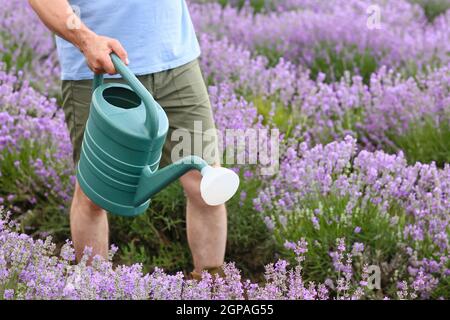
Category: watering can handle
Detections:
[{"x1": 93, "y1": 53, "x2": 159, "y2": 138}]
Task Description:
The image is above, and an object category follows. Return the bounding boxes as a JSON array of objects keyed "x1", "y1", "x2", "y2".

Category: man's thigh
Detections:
[{"x1": 154, "y1": 59, "x2": 220, "y2": 168}]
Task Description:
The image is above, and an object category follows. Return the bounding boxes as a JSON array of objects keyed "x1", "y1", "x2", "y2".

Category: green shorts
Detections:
[{"x1": 61, "y1": 59, "x2": 219, "y2": 168}]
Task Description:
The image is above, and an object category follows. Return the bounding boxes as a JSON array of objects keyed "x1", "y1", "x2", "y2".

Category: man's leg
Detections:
[
  {"x1": 62, "y1": 78, "x2": 109, "y2": 262},
  {"x1": 62, "y1": 76, "x2": 151, "y2": 263},
  {"x1": 151, "y1": 58, "x2": 227, "y2": 274},
  {"x1": 61, "y1": 78, "x2": 108, "y2": 262},
  {"x1": 180, "y1": 169, "x2": 227, "y2": 273},
  {"x1": 70, "y1": 180, "x2": 109, "y2": 261}
]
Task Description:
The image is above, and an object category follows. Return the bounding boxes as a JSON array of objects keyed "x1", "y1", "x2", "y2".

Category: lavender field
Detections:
[{"x1": 0, "y1": 0, "x2": 449, "y2": 299}]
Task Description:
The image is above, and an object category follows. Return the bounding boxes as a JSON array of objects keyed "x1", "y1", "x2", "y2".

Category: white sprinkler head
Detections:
[{"x1": 200, "y1": 166, "x2": 240, "y2": 206}]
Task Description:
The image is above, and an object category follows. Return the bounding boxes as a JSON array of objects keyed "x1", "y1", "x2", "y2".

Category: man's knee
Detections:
[
  {"x1": 180, "y1": 169, "x2": 228, "y2": 210},
  {"x1": 179, "y1": 170, "x2": 207, "y2": 207}
]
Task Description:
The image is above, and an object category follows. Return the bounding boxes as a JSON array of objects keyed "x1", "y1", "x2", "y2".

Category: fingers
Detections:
[
  {"x1": 102, "y1": 55, "x2": 116, "y2": 75},
  {"x1": 109, "y1": 39, "x2": 129, "y2": 65},
  {"x1": 84, "y1": 36, "x2": 128, "y2": 75},
  {"x1": 91, "y1": 55, "x2": 115, "y2": 75}
]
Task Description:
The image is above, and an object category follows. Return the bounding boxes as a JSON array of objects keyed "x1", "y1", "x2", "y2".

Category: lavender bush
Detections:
[
  {"x1": 198, "y1": 33, "x2": 450, "y2": 163},
  {"x1": 2, "y1": 211, "x2": 410, "y2": 300},
  {"x1": 191, "y1": 0, "x2": 450, "y2": 83},
  {"x1": 255, "y1": 136, "x2": 449, "y2": 298},
  {"x1": 201, "y1": 0, "x2": 450, "y2": 21},
  {"x1": 0, "y1": 66, "x2": 74, "y2": 210},
  {"x1": 0, "y1": 0, "x2": 60, "y2": 93}
]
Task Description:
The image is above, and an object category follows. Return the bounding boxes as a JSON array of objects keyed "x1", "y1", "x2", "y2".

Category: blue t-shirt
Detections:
[{"x1": 56, "y1": 0, "x2": 200, "y2": 80}]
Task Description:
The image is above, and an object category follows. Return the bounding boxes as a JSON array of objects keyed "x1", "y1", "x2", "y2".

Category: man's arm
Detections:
[{"x1": 28, "y1": 0, "x2": 128, "y2": 74}]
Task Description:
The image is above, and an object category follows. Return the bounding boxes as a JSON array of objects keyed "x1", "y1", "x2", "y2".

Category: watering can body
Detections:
[
  {"x1": 77, "y1": 55, "x2": 172, "y2": 216},
  {"x1": 77, "y1": 54, "x2": 239, "y2": 217}
]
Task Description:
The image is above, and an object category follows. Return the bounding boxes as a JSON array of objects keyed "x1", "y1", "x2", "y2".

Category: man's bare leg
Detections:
[
  {"x1": 70, "y1": 170, "x2": 227, "y2": 269},
  {"x1": 70, "y1": 180, "x2": 109, "y2": 262},
  {"x1": 180, "y1": 170, "x2": 228, "y2": 273}
]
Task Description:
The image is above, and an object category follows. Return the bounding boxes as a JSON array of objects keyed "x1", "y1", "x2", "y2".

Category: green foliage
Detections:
[
  {"x1": 252, "y1": 42, "x2": 379, "y2": 84},
  {"x1": 216, "y1": 0, "x2": 270, "y2": 13},
  {"x1": 409, "y1": 0, "x2": 450, "y2": 21},
  {"x1": 310, "y1": 44, "x2": 378, "y2": 85},
  {"x1": 0, "y1": 32, "x2": 60, "y2": 98},
  {"x1": 386, "y1": 118, "x2": 450, "y2": 168},
  {"x1": 431, "y1": 273, "x2": 450, "y2": 299},
  {"x1": 0, "y1": 32, "x2": 34, "y2": 74},
  {"x1": 109, "y1": 182, "x2": 190, "y2": 273},
  {"x1": 315, "y1": 106, "x2": 366, "y2": 146},
  {"x1": 254, "y1": 44, "x2": 284, "y2": 68},
  {"x1": 252, "y1": 95, "x2": 295, "y2": 135},
  {"x1": 252, "y1": 92, "x2": 365, "y2": 146},
  {"x1": 225, "y1": 175, "x2": 276, "y2": 280},
  {"x1": 253, "y1": 42, "x2": 443, "y2": 88}
]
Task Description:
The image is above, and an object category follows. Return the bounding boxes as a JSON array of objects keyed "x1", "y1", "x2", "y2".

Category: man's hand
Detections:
[
  {"x1": 28, "y1": 0, "x2": 129, "y2": 74},
  {"x1": 79, "y1": 32, "x2": 129, "y2": 75}
]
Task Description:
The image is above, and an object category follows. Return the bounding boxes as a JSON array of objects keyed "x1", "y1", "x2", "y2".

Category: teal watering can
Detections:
[{"x1": 76, "y1": 53, "x2": 239, "y2": 217}]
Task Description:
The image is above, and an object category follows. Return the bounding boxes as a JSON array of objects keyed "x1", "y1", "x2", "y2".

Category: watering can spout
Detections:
[{"x1": 134, "y1": 156, "x2": 240, "y2": 207}]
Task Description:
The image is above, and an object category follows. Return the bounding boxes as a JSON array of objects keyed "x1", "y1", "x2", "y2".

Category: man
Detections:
[{"x1": 29, "y1": 0, "x2": 226, "y2": 279}]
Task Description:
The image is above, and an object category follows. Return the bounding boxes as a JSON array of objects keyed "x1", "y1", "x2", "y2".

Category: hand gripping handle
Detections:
[{"x1": 93, "y1": 53, "x2": 159, "y2": 138}]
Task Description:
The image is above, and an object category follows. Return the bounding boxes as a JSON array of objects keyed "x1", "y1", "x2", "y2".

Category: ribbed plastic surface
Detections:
[{"x1": 77, "y1": 81, "x2": 168, "y2": 217}]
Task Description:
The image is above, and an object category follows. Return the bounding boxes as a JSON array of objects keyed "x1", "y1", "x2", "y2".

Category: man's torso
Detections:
[{"x1": 56, "y1": 0, "x2": 200, "y2": 80}]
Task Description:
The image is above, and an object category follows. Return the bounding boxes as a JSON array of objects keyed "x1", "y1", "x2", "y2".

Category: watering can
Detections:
[{"x1": 76, "y1": 53, "x2": 239, "y2": 217}]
